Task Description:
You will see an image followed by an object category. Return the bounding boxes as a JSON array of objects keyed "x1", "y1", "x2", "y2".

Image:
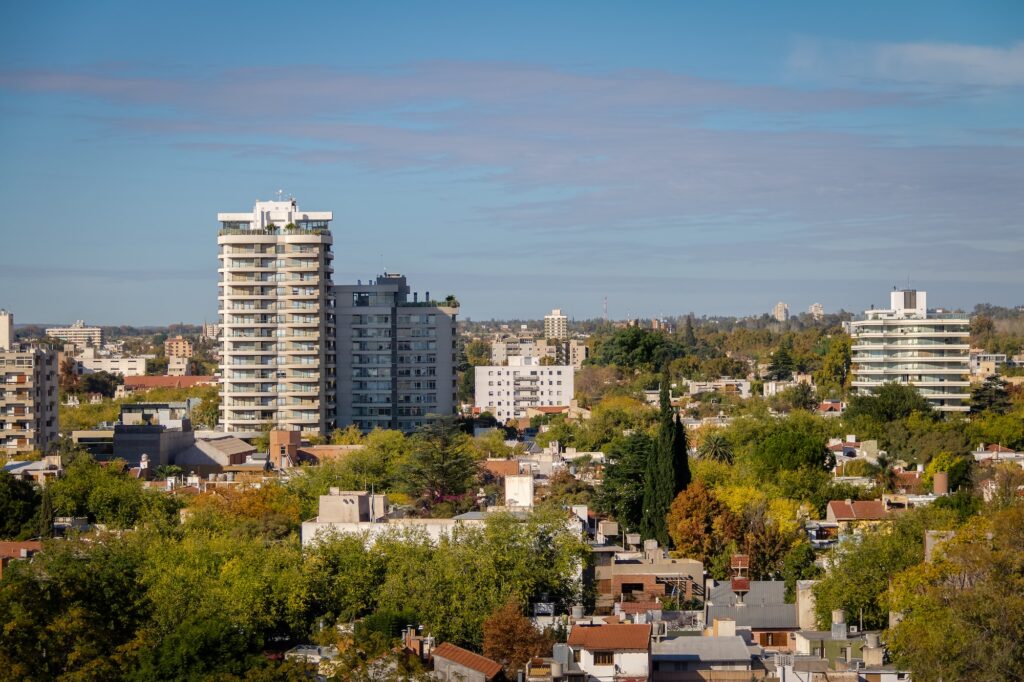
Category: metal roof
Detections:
[{"x1": 652, "y1": 635, "x2": 752, "y2": 663}]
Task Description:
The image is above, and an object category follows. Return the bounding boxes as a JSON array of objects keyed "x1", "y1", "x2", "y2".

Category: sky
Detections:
[{"x1": 0, "y1": 1, "x2": 1022, "y2": 325}]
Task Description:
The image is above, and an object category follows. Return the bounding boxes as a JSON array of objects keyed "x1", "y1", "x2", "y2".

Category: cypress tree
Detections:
[
  {"x1": 673, "y1": 413, "x2": 691, "y2": 493},
  {"x1": 641, "y1": 370, "x2": 686, "y2": 546}
]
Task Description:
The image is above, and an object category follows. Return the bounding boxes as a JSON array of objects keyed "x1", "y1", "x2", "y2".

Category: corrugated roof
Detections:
[
  {"x1": 567, "y1": 623, "x2": 651, "y2": 651},
  {"x1": 652, "y1": 635, "x2": 752, "y2": 662},
  {"x1": 708, "y1": 580, "x2": 786, "y2": 606},
  {"x1": 431, "y1": 642, "x2": 502, "y2": 679},
  {"x1": 198, "y1": 435, "x2": 255, "y2": 457},
  {"x1": 706, "y1": 604, "x2": 798, "y2": 630}
]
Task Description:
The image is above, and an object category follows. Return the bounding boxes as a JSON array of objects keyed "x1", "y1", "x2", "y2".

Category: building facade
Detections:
[
  {"x1": 165, "y1": 336, "x2": 194, "y2": 358},
  {"x1": 850, "y1": 289, "x2": 970, "y2": 413},
  {"x1": 475, "y1": 356, "x2": 574, "y2": 422},
  {"x1": 77, "y1": 347, "x2": 147, "y2": 376},
  {"x1": 808, "y1": 303, "x2": 824, "y2": 320},
  {"x1": 217, "y1": 198, "x2": 336, "y2": 436},
  {"x1": 544, "y1": 308, "x2": 568, "y2": 340},
  {"x1": 45, "y1": 320, "x2": 102, "y2": 349},
  {"x1": 1, "y1": 346, "x2": 58, "y2": 454},
  {"x1": 772, "y1": 302, "x2": 789, "y2": 322},
  {"x1": 334, "y1": 274, "x2": 458, "y2": 432}
]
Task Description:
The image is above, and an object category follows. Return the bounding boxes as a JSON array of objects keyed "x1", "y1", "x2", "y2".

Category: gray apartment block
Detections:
[{"x1": 334, "y1": 274, "x2": 457, "y2": 432}]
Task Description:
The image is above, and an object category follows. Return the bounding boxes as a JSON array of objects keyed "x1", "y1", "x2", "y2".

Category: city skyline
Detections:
[{"x1": 1, "y1": 2, "x2": 1022, "y2": 324}]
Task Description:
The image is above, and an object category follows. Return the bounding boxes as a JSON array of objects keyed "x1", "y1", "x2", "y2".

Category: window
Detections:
[{"x1": 593, "y1": 651, "x2": 614, "y2": 666}]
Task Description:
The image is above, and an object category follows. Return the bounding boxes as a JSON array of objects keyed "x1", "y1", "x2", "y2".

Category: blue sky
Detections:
[{"x1": 1, "y1": 1, "x2": 1021, "y2": 324}]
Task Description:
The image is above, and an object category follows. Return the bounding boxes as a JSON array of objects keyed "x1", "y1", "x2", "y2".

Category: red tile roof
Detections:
[
  {"x1": 431, "y1": 642, "x2": 503, "y2": 679},
  {"x1": 986, "y1": 444, "x2": 1017, "y2": 453},
  {"x1": 567, "y1": 623, "x2": 652, "y2": 651},
  {"x1": 828, "y1": 499, "x2": 888, "y2": 521},
  {"x1": 123, "y1": 375, "x2": 215, "y2": 389}
]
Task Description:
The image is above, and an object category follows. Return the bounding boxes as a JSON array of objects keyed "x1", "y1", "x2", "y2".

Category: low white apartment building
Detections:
[
  {"x1": 77, "y1": 347, "x2": 147, "y2": 376},
  {"x1": 850, "y1": 289, "x2": 970, "y2": 412},
  {"x1": 46, "y1": 320, "x2": 102, "y2": 349},
  {"x1": 475, "y1": 356, "x2": 574, "y2": 422}
]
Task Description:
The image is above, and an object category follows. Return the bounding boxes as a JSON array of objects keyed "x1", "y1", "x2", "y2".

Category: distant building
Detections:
[
  {"x1": 772, "y1": 302, "x2": 789, "y2": 322},
  {"x1": 202, "y1": 322, "x2": 219, "y2": 340},
  {"x1": 566, "y1": 623, "x2": 652, "y2": 681},
  {"x1": 544, "y1": 308, "x2": 568, "y2": 340},
  {"x1": 475, "y1": 356, "x2": 574, "y2": 422},
  {"x1": 45, "y1": 320, "x2": 102, "y2": 349},
  {"x1": 850, "y1": 289, "x2": 970, "y2": 412},
  {"x1": 808, "y1": 302, "x2": 824, "y2": 320},
  {"x1": 167, "y1": 356, "x2": 192, "y2": 376},
  {"x1": 76, "y1": 347, "x2": 147, "y2": 376},
  {"x1": 164, "y1": 336, "x2": 193, "y2": 359},
  {"x1": 0, "y1": 310, "x2": 13, "y2": 351},
  {"x1": 568, "y1": 338, "x2": 589, "y2": 369},
  {"x1": 491, "y1": 335, "x2": 557, "y2": 365},
  {"x1": 0, "y1": 345, "x2": 58, "y2": 454},
  {"x1": 334, "y1": 273, "x2": 458, "y2": 432},
  {"x1": 218, "y1": 198, "x2": 335, "y2": 436}
]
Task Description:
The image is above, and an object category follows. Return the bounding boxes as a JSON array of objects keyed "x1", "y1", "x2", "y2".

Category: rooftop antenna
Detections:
[
  {"x1": 275, "y1": 189, "x2": 284, "y2": 201},
  {"x1": 603, "y1": 296, "x2": 608, "y2": 321}
]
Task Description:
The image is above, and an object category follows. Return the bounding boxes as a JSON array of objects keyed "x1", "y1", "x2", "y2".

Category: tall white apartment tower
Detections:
[
  {"x1": 850, "y1": 289, "x2": 970, "y2": 413},
  {"x1": 217, "y1": 198, "x2": 336, "y2": 436},
  {"x1": 772, "y1": 301, "x2": 789, "y2": 322},
  {"x1": 0, "y1": 309, "x2": 13, "y2": 350},
  {"x1": 544, "y1": 308, "x2": 568, "y2": 340}
]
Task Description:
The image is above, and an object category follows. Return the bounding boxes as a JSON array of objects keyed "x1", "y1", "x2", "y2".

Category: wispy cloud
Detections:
[
  {"x1": 1, "y1": 60, "x2": 1022, "y2": 294},
  {"x1": 789, "y1": 39, "x2": 1024, "y2": 88}
]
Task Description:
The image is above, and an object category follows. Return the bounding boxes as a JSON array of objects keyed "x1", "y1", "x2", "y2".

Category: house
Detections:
[
  {"x1": 704, "y1": 580, "x2": 798, "y2": 651},
  {"x1": 567, "y1": 622, "x2": 652, "y2": 681},
  {"x1": 651, "y1": 621, "x2": 765, "y2": 681},
  {"x1": 594, "y1": 544, "x2": 703, "y2": 613},
  {"x1": 0, "y1": 541, "x2": 42, "y2": 580},
  {"x1": 825, "y1": 500, "x2": 888, "y2": 534},
  {"x1": 431, "y1": 642, "x2": 504, "y2": 682},
  {"x1": 817, "y1": 400, "x2": 844, "y2": 418}
]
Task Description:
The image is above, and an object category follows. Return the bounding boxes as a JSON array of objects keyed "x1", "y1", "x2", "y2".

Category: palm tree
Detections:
[
  {"x1": 699, "y1": 431, "x2": 733, "y2": 464},
  {"x1": 59, "y1": 355, "x2": 80, "y2": 393}
]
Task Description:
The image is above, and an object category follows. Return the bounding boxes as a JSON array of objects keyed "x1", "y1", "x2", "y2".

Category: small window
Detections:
[{"x1": 594, "y1": 651, "x2": 614, "y2": 666}]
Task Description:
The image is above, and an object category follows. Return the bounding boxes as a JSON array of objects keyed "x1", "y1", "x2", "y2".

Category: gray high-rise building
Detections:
[{"x1": 335, "y1": 274, "x2": 458, "y2": 432}]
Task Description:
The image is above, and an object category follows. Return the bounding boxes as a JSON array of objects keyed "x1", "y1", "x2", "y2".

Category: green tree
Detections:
[
  {"x1": 970, "y1": 375, "x2": 1012, "y2": 414},
  {"x1": 845, "y1": 381, "x2": 933, "y2": 423},
  {"x1": 641, "y1": 373, "x2": 687, "y2": 545},
  {"x1": 782, "y1": 542, "x2": 823, "y2": 602},
  {"x1": 597, "y1": 433, "x2": 653, "y2": 531},
  {"x1": 698, "y1": 431, "x2": 733, "y2": 464},
  {"x1": 812, "y1": 506, "x2": 956, "y2": 631},
  {"x1": 464, "y1": 339, "x2": 492, "y2": 366},
  {"x1": 766, "y1": 346, "x2": 794, "y2": 381},
  {"x1": 888, "y1": 505, "x2": 1024, "y2": 682},
  {"x1": 402, "y1": 417, "x2": 478, "y2": 505},
  {"x1": 0, "y1": 471, "x2": 40, "y2": 539},
  {"x1": 813, "y1": 334, "x2": 852, "y2": 394},
  {"x1": 751, "y1": 429, "x2": 832, "y2": 476}
]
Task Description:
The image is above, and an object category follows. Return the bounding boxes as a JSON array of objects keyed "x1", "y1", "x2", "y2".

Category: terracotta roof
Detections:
[
  {"x1": 123, "y1": 375, "x2": 215, "y2": 389},
  {"x1": 532, "y1": 406, "x2": 570, "y2": 414},
  {"x1": 0, "y1": 541, "x2": 42, "y2": 559},
  {"x1": 567, "y1": 623, "x2": 652, "y2": 651},
  {"x1": 483, "y1": 459, "x2": 522, "y2": 478},
  {"x1": 828, "y1": 499, "x2": 888, "y2": 521},
  {"x1": 818, "y1": 402, "x2": 842, "y2": 412},
  {"x1": 431, "y1": 642, "x2": 503, "y2": 679},
  {"x1": 986, "y1": 444, "x2": 1017, "y2": 453}
]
